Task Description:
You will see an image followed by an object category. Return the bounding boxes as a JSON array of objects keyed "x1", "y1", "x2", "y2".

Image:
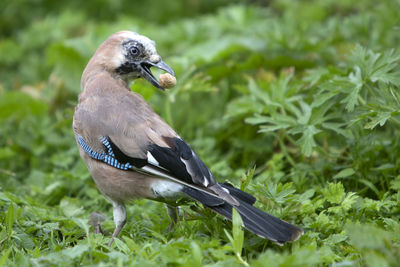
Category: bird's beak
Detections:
[{"x1": 140, "y1": 60, "x2": 175, "y2": 90}]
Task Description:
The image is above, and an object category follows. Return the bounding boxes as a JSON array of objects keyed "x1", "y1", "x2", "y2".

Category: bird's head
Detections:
[{"x1": 85, "y1": 31, "x2": 174, "y2": 90}]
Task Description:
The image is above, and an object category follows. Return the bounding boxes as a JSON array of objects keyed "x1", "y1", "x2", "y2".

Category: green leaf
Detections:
[
  {"x1": 63, "y1": 244, "x2": 90, "y2": 259},
  {"x1": 0, "y1": 92, "x2": 48, "y2": 120},
  {"x1": 341, "y1": 192, "x2": 358, "y2": 211},
  {"x1": 312, "y1": 90, "x2": 339, "y2": 108},
  {"x1": 322, "y1": 182, "x2": 345, "y2": 204},
  {"x1": 258, "y1": 124, "x2": 291, "y2": 132},
  {"x1": 346, "y1": 223, "x2": 391, "y2": 250},
  {"x1": 253, "y1": 113, "x2": 296, "y2": 132},
  {"x1": 60, "y1": 198, "x2": 84, "y2": 218},
  {"x1": 6, "y1": 203, "x2": 15, "y2": 237},
  {"x1": 297, "y1": 101, "x2": 312, "y2": 124},
  {"x1": 247, "y1": 78, "x2": 271, "y2": 105},
  {"x1": 231, "y1": 208, "x2": 244, "y2": 256},
  {"x1": 255, "y1": 182, "x2": 295, "y2": 204},
  {"x1": 240, "y1": 166, "x2": 255, "y2": 191},
  {"x1": 333, "y1": 168, "x2": 355, "y2": 179},
  {"x1": 0, "y1": 39, "x2": 24, "y2": 65},
  {"x1": 190, "y1": 241, "x2": 203, "y2": 267},
  {"x1": 295, "y1": 125, "x2": 321, "y2": 156},
  {"x1": 72, "y1": 218, "x2": 90, "y2": 237},
  {"x1": 114, "y1": 238, "x2": 131, "y2": 254},
  {"x1": 245, "y1": 114, "x2": 271, "y2": 125},
  {"x1": 14, "y1": 233, "x2": 35, "y2": 250},
  {"x1": 321, "y1": 122, "x2": 353, "y2": 139},
  {"x1": 364, "y1": 111, "x2": 392, "y2": 129},
  {"x1": 341, "y1": 67, "x2": 363, "y2": 112},
  {"x1": 0, "y1": 248, "x2": 11, "y2": 266},
  {"x1": 225, "y1": 96, "x2": 264, "y2": 119},
  {"x1": 390, "y1": 175, "x2": 400, "y2": 191},
  {"x1": 325, "y1": 233, "x2": 347, "y2": 245},
  {"x1": 226, "y1": 208, "x2": 249, "y2": 266},
  {"x1": 0, "y1": 147, "x2": 16, "y2": 160},
  {"x1": 122, "y1": 236, "x2": 140, "y2": 253}
]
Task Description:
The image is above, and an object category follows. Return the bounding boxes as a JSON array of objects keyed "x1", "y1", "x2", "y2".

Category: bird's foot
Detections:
[{"x1": 89, "y1": 211, "x2": 106, "y2": 235}]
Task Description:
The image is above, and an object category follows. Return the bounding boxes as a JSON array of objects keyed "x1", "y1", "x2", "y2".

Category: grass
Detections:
[{"x1": 0, "y1": 0, "x2": 399, "y2": 266}]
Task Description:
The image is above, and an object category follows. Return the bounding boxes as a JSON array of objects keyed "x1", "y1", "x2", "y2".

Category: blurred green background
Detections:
[{"x1": 1, "y1": 0, "x2": 400, "y2": 266}]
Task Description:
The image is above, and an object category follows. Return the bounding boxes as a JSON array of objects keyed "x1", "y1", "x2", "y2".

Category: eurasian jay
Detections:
[{"x1": 73, "y1": 31, "x2": 303, "y2": 246}]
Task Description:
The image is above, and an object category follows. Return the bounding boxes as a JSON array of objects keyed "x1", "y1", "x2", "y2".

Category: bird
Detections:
[{"x1": 73, "y1": 31, "x2": 303, "y2": 246}]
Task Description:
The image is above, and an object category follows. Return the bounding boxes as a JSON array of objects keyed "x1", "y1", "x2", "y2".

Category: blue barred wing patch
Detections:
[
  {"x1": 100, "y1": 136, "x2": 115, "y2": 157},
  {"x1": 77, "y1": 135, "x2": 132, "y2": 170}
]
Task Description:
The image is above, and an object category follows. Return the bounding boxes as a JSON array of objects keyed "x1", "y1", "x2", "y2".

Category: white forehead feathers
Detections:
[
  {"x1": 106, "y1": 31, "x2": 159, "y2": 70},
  {"x1": 117, "y1": 31, "x2": 157, "y2": 55}
]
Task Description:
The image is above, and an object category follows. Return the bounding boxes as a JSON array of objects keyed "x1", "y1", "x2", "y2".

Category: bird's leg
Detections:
[
  {"x1": 165, "y1": 204, "x2": 180, "y2": 231},
  {"x1": 89, "y1": 211, "x2": 106, "y2": 234},
  {"x1": 95, "y1": 225, "x2": 103, "y2": 234},
  {"x1": 108, "y1": 202, "x2": 126, "y2": 246}
]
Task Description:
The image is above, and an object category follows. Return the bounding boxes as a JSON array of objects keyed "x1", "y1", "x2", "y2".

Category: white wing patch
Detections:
[
  {"x1": 180, "y1": 151, "x2": 211, "y2": 187},
  {"x1": 181, "y1": 157, "x2": 195, "y2": 178},
  {"x1": 147, "y1": 151, "x2": 160, "y2": 167},
  {"x1": 203, "y1": 177, "x2": 209, "y2": 187}
]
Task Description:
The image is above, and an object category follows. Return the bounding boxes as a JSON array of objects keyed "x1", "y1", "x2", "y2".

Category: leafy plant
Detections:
[{"x1": 1, "y1": 0, "x2": 399, "y2": 266}]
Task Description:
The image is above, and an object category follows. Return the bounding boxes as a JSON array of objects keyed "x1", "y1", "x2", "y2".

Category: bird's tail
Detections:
[{"x1": 182, "y1": 183, "x2": 303, "y2": 245}]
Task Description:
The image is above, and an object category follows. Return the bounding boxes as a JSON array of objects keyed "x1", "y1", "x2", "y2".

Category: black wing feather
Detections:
[
  {"x1": 149, "y1": 137, "x2": 216, "y2": 187},
  {"x1": 104, "y1": 136, "x2": 215, "y2": 189},
  {"x1": 148, "y1": 143, "x2": 193, "y2": 183}
]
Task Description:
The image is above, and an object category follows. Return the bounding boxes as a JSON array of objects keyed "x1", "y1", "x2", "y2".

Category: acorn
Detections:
[{"x1": 158, "y1": 73, "x2": 176, "y2": 89}]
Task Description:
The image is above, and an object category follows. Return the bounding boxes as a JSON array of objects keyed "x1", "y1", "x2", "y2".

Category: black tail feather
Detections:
[
  {"x1": 181, "y1": 186, "x2": 224, "y2": 207},
  {"x1": 183, "y1": 183, "x2": 303, "y2": 245},
  {"x1": 221, "y1": 182, "x2": 256, "y2": 205}
]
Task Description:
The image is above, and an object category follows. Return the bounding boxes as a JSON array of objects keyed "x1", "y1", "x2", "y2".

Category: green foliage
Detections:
[
  {"x1": 224, "y1": 209, "x2": 247, "y2": 266},
  {"x1": 1, "y1": 0, "x2": 400, "y2": 266}
]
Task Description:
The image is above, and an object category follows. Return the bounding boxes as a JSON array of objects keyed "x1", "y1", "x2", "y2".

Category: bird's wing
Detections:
[{"x1": 73, "y1": 84, "x2": 236, "y2": 204}]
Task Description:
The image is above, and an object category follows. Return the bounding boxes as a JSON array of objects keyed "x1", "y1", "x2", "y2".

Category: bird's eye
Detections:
[{"x1": 129, "y1": 47, "x2": 139, "y2": 56}]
